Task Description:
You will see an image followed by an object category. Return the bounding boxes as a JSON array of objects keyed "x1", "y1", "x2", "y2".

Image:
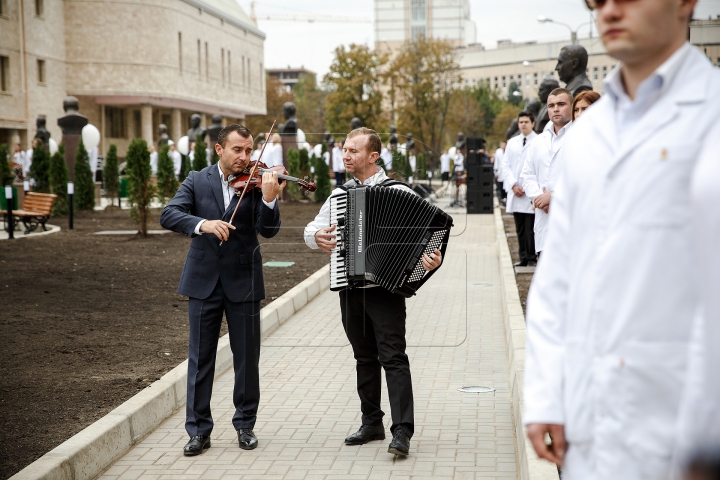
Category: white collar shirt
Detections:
[{"x1": 604, "y1": 41, "x2": 691, "y2": 147}]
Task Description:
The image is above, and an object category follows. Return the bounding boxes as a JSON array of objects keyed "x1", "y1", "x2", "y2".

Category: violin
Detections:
[{"x1": 231, "y1": 161, "x2": 316, "y2": 193}]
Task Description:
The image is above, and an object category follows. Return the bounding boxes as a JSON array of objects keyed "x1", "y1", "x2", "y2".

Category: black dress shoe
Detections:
[
  {"x1": 388, "y1": 428, "x2": 410, "y2": 456},
  {"x1": 345, "y1": 424, "x2": 385, "y2": 445},
  {"x1": 514, "y1": 261, "x2": 528, "y2": 267},
  {"x1": 183, "y1": 435, "x2": 211, "y2": 456},
  {"x1": 238, "y1": 429, "x2": 258, "y2": 450}
]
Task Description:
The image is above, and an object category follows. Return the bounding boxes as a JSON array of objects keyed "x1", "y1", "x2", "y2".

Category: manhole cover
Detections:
[
  {"x1": 263, "y1": 261, "x2": 295, "y2": 268},
  {"x1": 457, "y1": 386, "x2": 496, "y2": 394}
]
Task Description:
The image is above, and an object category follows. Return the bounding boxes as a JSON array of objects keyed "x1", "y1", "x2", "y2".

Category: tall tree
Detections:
[
  {"x1": 389, "y1": 36, "x2": 461, "y2": 158},
  {"x1": 49, "y1": 144, "x2": 69, "y2": 216},
  {"x1": 74, "y1": 139, "x2": 96, "y2": 210},
  {"x1": 103, "y1": 144, "x2": 120, "y2": 205},
  {"x1": 323, "y1": 44, "x2": 386, "y2": 134},
  {"x1": 29, "y1": 140, "x2": 51, "y2": 193},
  {"x1": 125, "y1": 138, "x2": 155, "y2": 237},
  {"x1": 156, "y1": 144, "x2": 177, "y2": 204},
  {"x1": 245, "y1": 76, "x2": 294, "y2": 139},
  {"x1": 293, "y1": 73, "x2": 328, "y2": 144}
]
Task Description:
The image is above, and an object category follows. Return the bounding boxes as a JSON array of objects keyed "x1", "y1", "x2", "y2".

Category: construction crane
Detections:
[{"x1": 249, "y1": 2, "x2": 371, "y2": 24}]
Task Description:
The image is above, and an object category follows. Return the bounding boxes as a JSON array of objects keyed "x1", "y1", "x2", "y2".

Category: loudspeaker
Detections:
[
  {"x1": 467, "y1": 191, "x2": 493, "y2": 214},
  {"x1": 466, "y1": 164, "x2": 494, "y2": 214}
]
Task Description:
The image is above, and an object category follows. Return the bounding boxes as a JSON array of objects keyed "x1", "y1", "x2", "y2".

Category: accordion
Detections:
[{"x1": 329, "y1": 185, "x2": 454, "y2": 297}]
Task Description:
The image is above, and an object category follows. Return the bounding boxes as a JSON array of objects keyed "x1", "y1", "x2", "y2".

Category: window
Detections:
[
  {"x1": 602, "y1": 66, "x2": 607, "y2": 78},
  {"x1": 178, "y1": 33, "x2": 182, "y2": 74},
  {"x1": 242, "y1": 55, "x2": 245, "y2": 85},
  {"x1": 133, "y1": 110, "x2": 141, "y2": 139},
  {"x1": 205, "y1": 42, "x2": 209, "y2": 81},
  {"x1": 228, "y1": 51, "x2": 231, "y2": 84},
  {"x1": 221, "y1": 48, "x2": 225, "y2": 85},
  {"x1": 411, "y1": 25, "x2": 426, "y2": 40},
  {"x1": 525, "y1": 73, "x2": 530, "y2": 87},
  {"x1": 501, "y1": 76, "x2": 506, "y2": 88},
  {"x1": 105, "y1": 107, "x2": 126, "y2": 139},
  {"x1": 0, "y1": 56, "x2": 8, "y2": 92},
  {"x1": 247, "y1": 58, "x2": 251, "y2": 88},
  {"x1": 259, "y1": 62, "x2": 263, "y2": 91},
  {"x1": 411, "y1": 0, "x2": 426, "y2": 20},
  {"x1": 35, "y1": 0, "x2": 43, "y2": 16},
  {"x1": 197, "y1": 40, "x2": 201, "y2": 78},
  {"x1": 533, "y1": 72, "x2": 538, "y2": 86},
  {"x1": 593, "y1": 67, "x2": 598, "y2": 80},
  {"x1": 0, "y1": 0, "x2": 6, "y2": 17},
  {"x1": 493, "y1": 76, "x2": 498, "y2": 88},
  {"x1": 37, "y1": 59, "x2": 46, "y2": 84}
]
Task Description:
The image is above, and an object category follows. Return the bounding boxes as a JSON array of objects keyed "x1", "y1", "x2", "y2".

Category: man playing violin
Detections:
[{"x1": 161, "y1": 124, "x2": 285, "y2": 456}]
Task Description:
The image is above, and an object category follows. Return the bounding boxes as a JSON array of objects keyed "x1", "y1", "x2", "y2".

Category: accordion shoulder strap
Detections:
[{"x1": 337, "y1": 178, "x2": 405, "y2": 192}]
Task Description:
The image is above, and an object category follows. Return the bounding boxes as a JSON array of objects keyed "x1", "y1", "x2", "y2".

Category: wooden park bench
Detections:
[{"x1": 1, "y1": 192, "x2": 58, "y2": 235}]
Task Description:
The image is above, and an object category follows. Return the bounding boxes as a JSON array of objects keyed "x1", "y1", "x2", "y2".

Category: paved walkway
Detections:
[{"x1": 99, "y1": 211, "x2": 517, "y2": 480}]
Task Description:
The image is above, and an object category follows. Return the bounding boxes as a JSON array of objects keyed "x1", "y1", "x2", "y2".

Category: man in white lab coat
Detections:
[
  {"x1": 169, "y1": 141, "x2": 182, "y2": 179},
  {"x1": 501, "y1": 111, "x2": 537, "y2": 267},
  {"x1": 493, "y1": 141, "x2": 506, "y2": 202},
  {"x1": 332, "y1": 141, "x2": 345, "y2": 186},
  {"x1": 524, "y1": 0, "x2": 720, "y2": 478},
  {"x1": 520, "y1": 88, "x2": 572, "y2": 257},
  {"x1": 440, "y1": 150, "x2": 451, "y2": 184}
]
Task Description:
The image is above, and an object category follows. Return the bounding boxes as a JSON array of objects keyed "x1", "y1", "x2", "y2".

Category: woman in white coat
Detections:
[{"x1": 523, "y1": 0, "x2": 720, "y2": 478}]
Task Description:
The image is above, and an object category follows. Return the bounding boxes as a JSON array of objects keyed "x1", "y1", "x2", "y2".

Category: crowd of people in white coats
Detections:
[{"x1": 491, "y1": 0, "x2": 720, "y2": 479}]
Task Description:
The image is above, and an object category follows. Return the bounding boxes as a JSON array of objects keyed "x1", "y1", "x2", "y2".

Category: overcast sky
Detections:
[{"x1": 238, "y1": 0, "x2": 720, "y2": 79}]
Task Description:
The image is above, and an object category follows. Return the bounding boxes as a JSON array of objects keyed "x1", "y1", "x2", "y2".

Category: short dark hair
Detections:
[
  {"x1": 548, "y1": 88, "x2": 572, "y2": 102},
  {"x1": 217, "y1": 124, "x2": 252, "y2": 147},
  {"x1": 346, "y1": 127, "x2": 381, "y2": 155},
  {"x1": 518, "y1": 110, "x2": 535, "y2": 123}
]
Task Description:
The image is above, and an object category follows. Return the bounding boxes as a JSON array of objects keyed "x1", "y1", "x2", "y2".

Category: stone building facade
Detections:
[{"x1": 0, "y1": 0, "x2": 266, "y2": 157}]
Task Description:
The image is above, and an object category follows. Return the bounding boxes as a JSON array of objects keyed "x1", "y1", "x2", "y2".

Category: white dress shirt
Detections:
[
  {"x1": 453, "y1": 152, "x2": 464, "y2": 172},
  {"x1": 171, "y1": 150, "x2": 182, "y2": 176},
  {"x1": 194, "y1": 163, "x2": 276, "y2": 235},
  {"x1": 440, "y1": 154, "x2": 450, "y2": 173}
]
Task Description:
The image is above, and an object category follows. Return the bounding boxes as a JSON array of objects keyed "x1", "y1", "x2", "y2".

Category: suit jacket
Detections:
[{"x1": 160, "y1": 165, "x2": 281, "y2": 302}]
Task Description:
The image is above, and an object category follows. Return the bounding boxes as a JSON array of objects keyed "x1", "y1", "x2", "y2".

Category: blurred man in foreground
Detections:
[{"x1": 523, "y1": 0, "x2": 720, "y2": 478}]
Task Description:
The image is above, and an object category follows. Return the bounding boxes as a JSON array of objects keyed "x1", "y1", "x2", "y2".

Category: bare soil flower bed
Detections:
[{"x1": 0, "y1": 202, "x2": 328, "y2": 479}]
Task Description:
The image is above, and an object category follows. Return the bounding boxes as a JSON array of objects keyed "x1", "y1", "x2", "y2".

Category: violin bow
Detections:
[{"x1": 220, "y1": 120, "x2": 276, "y2": 245}]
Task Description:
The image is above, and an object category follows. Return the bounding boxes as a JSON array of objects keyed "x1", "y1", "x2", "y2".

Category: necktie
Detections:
[{"x1": 523, "y1": 137, "x2": 526, "y2": 147}]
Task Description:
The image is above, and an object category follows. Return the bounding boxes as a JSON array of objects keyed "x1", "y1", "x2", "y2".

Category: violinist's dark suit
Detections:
[{"x1": 160, "y1": 164, "x2": 280, "y2": 438}]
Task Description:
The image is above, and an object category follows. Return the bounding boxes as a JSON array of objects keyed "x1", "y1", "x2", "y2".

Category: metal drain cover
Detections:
[{"x1": 457, "y1": 386, "x2": 496, "y2": 394}]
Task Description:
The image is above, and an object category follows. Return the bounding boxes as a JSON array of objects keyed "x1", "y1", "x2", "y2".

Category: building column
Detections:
[
  {"x1": 141, "y1": 105, "x2": 153, "y2": 147},
  {"x1": 171, "y1": 108, "x2": 182, "y2": 142}
]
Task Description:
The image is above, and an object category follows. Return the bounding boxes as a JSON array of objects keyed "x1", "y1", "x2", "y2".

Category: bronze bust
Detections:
[
  {"x1": 158, "y1": 124, "x2": 169, "y2": 148},
  {"x1": 388, "y1": 124, "x2": 398, "y2": 149},
  {"x1": 187, "y1": 114, "x2": 207, "y2": 143},
  {"x1": 207, "y1": 114, "x2": 223, "y2": 145},
  {"x1": 555, "y1": 44, "x2": 593, "y2": 97},
  {"x1": 535, "y1": 77, "x2": 561, "y2": 133},
  {"x1": 279, "y1": 102, "x2": 297, "y2": 135},
  {"x1": 350, "y1": 117, "x2": 363, "y2": 130}
]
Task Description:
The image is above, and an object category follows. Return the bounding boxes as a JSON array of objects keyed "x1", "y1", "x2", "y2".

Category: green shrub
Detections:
[
  {"x1": 192, "y1": 135, "x2": 207, "y2": 171},
  {"x1": 0, "y1": 144, "x2": 11, "y2": 185},
  {"x1": 103, "y1": 144, "x2": 120, "y2": 204},
  {"x1": 156, "y1": 144, "x2": 177, "y2": 204},
  {"x1": 313, "y1": 152, "x2": 332, "y2": 203},
  {"x1": 29, "y1": 140, "x2": 51, "y2": 192},
  {"x1": 74, "y1": 139, "x2": 96, "y2": 210},
  {"x1": 49, "y1": 144, "x2": 69, "y2": 216},
  {"x1": 126, "y1": 139, "x2": 155, "y2": 237}
]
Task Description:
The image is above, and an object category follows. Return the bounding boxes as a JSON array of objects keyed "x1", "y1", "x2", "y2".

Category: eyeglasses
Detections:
[{"x1": 584, "y1": 0, "x2": 637, "y2": 10}]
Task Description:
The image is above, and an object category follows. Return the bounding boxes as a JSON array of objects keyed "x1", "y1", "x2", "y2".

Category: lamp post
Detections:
[{"x1": 537, "y1": 16, "x2": 594, "y2": 44}]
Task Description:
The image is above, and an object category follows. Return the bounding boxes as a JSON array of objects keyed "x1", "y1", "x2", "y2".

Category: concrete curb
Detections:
[
  {"x1": 494, "y1": 208, "x2": 559, "y2": 480},
  {"x1": 10, "y1": 264, "x2": 330, "y2": 480}
]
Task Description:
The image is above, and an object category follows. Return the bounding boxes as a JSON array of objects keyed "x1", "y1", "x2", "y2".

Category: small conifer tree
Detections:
[
  {"x1": 192, "y1": 135, "x2": 208, "y2": 171},
  {"x1": 126, "y1": 138, "x2": 155, "y2": 237},
  {"x1": 156, "y1": 144, "x2": 177, "y2": 204},
  {"x1": 30, "y1": 140, "x2": 51, "y2": 192},
  {"x1": 179, "y1": 154, "x2": 190, "y2": 182},
  {"x1": 210, "y1": 149, "x2": 219, "y2": 165},
  {"x1": 103, "y1": 144, "x2": 120, "y2": 204},
  {"x1": 49, "y1": 144, "x2": 69, "y2": 216},
  {"x1": 313, "y1": 152, "x2": 332, "y2": 203},
  {"x1": 74, "y1": 139, "x2": 96, "y2": 210},
  {"x1": 0, "y1": 144, "x2": 11, "y2": 185}
]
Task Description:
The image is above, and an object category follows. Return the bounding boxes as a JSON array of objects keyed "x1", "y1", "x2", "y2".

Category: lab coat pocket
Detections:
[
  {"x1": 563, "y1": 340, "x2": 594, "y2": 444},
  {"x1": 622, "y1": 341, "x2": 687, "y2": 458},
  {"x1": 628, "y1": 144, "x2": 696, "y2": 228}
]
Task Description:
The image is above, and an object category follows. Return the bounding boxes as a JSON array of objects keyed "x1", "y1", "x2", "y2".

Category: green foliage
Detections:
[
  {"x1": 507, "y1": 81, "x2": 523, "y2": 105},
  {"x1": 179, "y1": 154, "x2": 190, "y2": 182},
  {"x1": 125, "y1": 138, "x2": 156, "y2": 237},
  {"x1": 286, "y1": 148, "x2": 302, "y2": 201},
  {"x1": 210, "y1": 149, "x2": 219, "y2": 165},
  {"x1": 417, "y1": 153, "x2": 427, "y2": 180},
  {"x1": 323, "y1": 44, "x2": 387, "y2": 134},
  {"x1": 0, "y1": 144, "x2": 11, "y2": 185},
  {"x1": 313, "y1": 152, "x2": 331, "y2": 203},
  {"x1": 392, "y1": 150, "x2": 411, "y2": 183},
  {"x1": 103, "y1": 144, "x2": 120, "y2": 203},
  {"x1": 192, "y1": 135, "x2": 207, "y2": 171},
  {"x1": 74, "y1": 139, "x2": 96, "y2": 210},
  {"x1": 29, "y1": 140, "x2": 51, "y2": 192},
  {"x1": 49, "y1": 144, "x2": 69, "y2": 216},
  {"x1": 156, "y1": 144, "x2": 177, "y2": 204}
]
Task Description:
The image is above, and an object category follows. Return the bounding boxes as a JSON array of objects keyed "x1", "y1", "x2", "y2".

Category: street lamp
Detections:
[{"x1": 537, "y1": 16, "x2": 594, "y2": 44}]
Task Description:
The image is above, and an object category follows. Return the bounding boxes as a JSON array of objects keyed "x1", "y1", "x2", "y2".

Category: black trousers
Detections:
[
  {"x1": 335, "y1": 171, "x2": 346, "y2": 185},
  {"x1": 339, "y1": 287, "x2": 414, "y2": 438},
  {"x1": 186, "y1": 279, "x2": 261, "y2": 437},
  {"x1": 513, "y1": 212, "x2": 536, "y2": 263},
  {"x1": 496, "y1": 180, "x2": 507, "y2": 200}
]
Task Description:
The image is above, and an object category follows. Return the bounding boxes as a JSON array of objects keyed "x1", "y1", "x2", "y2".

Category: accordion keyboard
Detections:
[{"x1": 329, "y1": 193, "x2": 349, "y2": 290}]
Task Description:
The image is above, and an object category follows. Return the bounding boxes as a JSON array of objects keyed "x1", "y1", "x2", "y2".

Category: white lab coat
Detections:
[
  {"x1": 501, "y1": 132, "x2": 536, "y2": 214},
  {"x1": 524, "y1": 45, "x2": 720, "y2": 480},
  {"x1": 171, "y1": 150, "x2": 182, "y2": 176},
  {"x1": 453, "y1": 152, "x2": 464, "y2": 172},
  {"x1": 408, "y1": 154, "x2": 416, "y2": 173},
  {"x1": 266, "y1": 142, "x2": 283, "y2": 168},
  {"x1": 332, "y1": 146, "x2": 344, "y2": 173},
  {"x1": 24, "y1": 148, "x2": 33, "y2": 178},
  {"x1": 150, "y1": 152, "x2": 158, "y2": 174},
  {"x1": 379, "y1": 148, "x2": 392, "y2": 170},
  {"x1": 440, "y1": 154, "x2": 450, "y2": 174},
  {"x1": 493, "y1": 148, "x2": 504, "y2": 179},
  {"x1": 520, "y1": 122, "x2": 572, "y2": 253},
  {"x1": 674, "y1": 126, "x2": 720, "y2": 469},
  {"x1": 322, "y1": 151, "x2": 330, "y2": 167}
]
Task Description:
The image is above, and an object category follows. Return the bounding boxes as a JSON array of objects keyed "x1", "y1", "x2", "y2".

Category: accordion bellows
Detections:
[{"x1": 330, "y1": 185, "x2": 454, "y2": 297}]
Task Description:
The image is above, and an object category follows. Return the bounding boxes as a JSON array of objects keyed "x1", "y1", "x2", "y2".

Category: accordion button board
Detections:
[{"x1": 329, "y1": 185, "x2": 454, "y2": 297}]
